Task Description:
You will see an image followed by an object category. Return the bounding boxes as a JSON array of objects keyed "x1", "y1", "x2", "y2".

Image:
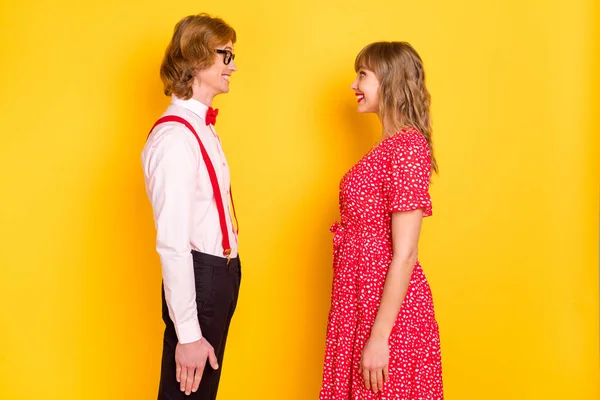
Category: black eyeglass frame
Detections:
[{"x1": 215, "y1": 49, "x2": 235, "y2": 65}]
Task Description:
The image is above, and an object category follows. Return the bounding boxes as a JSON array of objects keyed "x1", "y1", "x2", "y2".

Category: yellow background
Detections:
[{"x1": 0, "y1": 0, "x2": 598, "y2": 399}]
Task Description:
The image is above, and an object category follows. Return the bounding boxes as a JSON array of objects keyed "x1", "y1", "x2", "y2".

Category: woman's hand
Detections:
[{"x1": 359, "y1": 336, "x2": 390, "y2": 394}]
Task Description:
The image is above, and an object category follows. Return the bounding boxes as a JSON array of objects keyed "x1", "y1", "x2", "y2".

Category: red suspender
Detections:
[{"x1": 148, "y1": 115, "x2": 237, "y2": 258}]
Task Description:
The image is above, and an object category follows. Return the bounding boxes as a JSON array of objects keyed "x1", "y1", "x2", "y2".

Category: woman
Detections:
[{"x1": 320, "y1": 42, "x2": 443, "y2": 399}]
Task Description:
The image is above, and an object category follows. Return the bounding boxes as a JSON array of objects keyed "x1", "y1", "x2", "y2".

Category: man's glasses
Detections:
[{"x1": 215, "y1": 49, "x2": 235, "y2": 65}]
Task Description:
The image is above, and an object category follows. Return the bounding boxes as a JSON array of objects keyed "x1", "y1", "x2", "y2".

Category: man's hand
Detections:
[{"x1": 175, "y1": 337, "x2": 219, "y2": 395}]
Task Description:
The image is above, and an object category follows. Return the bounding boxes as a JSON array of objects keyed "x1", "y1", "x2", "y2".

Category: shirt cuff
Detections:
[{"x1": 175, "y1": 317, "x2": 202, "y2": 344}]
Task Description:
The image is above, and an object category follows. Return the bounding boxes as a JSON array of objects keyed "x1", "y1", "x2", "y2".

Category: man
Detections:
[{"x1": 142, "y1": 13, "x2": 241, "y2": 400}]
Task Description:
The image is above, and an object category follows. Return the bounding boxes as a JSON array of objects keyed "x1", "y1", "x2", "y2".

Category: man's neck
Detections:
[{"x1": 191, "y1": 83, "x2": 215, "y2": 107}]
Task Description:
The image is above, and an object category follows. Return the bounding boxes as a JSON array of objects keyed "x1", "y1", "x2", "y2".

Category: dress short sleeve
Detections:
[{"x1": 384, "y1": 137, "x2": 433, "y2": 217}]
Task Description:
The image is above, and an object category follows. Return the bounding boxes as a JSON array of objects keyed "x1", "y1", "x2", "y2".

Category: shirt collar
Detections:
[{"x1": 171, "y1": 96, "x2": 209, "y2": 121}]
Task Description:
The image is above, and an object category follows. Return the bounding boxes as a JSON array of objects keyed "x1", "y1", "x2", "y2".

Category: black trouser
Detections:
[{"x1": 158, "y1": 251, "x2": 241, "y2": 400}]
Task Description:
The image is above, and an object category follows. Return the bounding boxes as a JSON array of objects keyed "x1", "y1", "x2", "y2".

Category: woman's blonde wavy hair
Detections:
[{"x1": 355, "y1": 41, "x2": 438, "y2": 174}]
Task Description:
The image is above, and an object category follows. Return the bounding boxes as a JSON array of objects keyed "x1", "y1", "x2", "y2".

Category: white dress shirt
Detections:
[{"x1": 142, "y1": 96, "x2": 238, "y2": 344}]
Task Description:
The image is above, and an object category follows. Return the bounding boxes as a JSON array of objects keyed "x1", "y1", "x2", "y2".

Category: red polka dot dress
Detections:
[{"x1": 320, "y1": 128, "x2": 443, "y2": 400}]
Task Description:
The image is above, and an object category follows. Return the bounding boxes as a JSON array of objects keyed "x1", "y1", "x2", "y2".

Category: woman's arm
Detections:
[{"x1": 360, "y1": 209, "x2": 424, "y2": 393}]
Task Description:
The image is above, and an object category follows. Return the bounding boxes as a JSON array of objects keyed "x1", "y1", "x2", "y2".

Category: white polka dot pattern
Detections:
[{"x1": 320, "y1": 128, "x2": 443, "y2": 399}]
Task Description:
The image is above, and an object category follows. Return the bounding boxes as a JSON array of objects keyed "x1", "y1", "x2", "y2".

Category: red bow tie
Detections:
[{"x1": 205, "y1": 106, "x2": 219, "y2": 126}]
